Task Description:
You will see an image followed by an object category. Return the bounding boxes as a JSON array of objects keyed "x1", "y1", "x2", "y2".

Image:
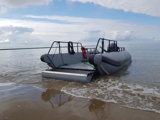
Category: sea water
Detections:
[{"x1": 0, "y1": 41, "x2": 160, "y2": 113}]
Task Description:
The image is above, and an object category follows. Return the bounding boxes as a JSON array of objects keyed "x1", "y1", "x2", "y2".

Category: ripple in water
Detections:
[{"x1": 61, "y1": 79, "x2": 160, "y2": 113}]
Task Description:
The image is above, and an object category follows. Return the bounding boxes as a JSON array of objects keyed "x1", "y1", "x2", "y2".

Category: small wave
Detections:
[{"x1": 61, "y1": 79, "x2": 160, "y2": 113}]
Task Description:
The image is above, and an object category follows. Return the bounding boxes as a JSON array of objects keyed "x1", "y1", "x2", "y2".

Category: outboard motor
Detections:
[{"x1": 107, "y1": 43, "x2": 119, "y2": 52}]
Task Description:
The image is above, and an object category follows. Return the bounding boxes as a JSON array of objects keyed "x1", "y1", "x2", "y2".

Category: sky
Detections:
[{"x1": 0, "y1": 0, "x2": 160, "y2": 47}]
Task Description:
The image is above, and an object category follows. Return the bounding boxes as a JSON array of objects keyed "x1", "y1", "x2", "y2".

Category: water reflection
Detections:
[
  {"x1": 41, "y1": 89, "x2": 72, "y2": 108},
  {"x1": 89, "y1": 99, "x2": 106, "y2": 120}
]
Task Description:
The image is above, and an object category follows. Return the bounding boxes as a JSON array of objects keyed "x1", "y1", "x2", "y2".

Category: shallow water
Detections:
[{"x1": 0, "y1": 41, "x2": 160, "y2": 119}]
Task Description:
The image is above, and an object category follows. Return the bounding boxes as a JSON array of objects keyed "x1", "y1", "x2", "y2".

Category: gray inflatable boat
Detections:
[{"x1": 41, "y1": 38, "x2": 131, "y2": 82}]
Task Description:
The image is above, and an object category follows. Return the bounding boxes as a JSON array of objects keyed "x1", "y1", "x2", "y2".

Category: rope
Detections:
[
  {"x1": 0, "y1": 47, "x2": 50, "y2": 51},
  {"x1": 0, "y1": 45, "x2": 95, "y2": 51}
]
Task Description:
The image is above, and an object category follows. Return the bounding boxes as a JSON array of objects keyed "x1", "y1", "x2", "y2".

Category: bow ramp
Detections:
[
  {"x1": 42, "y1": 62, "x2": 95, "y2": 83},
  {"x1": 42, "y1": 67, "x2": 95, "y2": 83}
]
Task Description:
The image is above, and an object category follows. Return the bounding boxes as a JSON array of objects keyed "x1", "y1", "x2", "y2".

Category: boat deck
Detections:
[{"x1": 60, "y1": 62, "x2": 95, "y2": 71}]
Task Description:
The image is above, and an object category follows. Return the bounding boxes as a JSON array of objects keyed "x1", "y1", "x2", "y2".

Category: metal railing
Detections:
[
  {"x1": 48, "y1": 41, "x2": 82, "y2": 54},
  {"x1": 95, "y1": 38, "x2": 125, "y2": 53},
  {"x1": 46, "y1": 41, "x2": 83, "y2": 69}
]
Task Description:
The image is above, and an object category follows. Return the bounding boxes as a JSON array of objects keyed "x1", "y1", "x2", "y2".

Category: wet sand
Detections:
[{"x1": 0, "y1": 84, "x2": 160, "y2": 120}]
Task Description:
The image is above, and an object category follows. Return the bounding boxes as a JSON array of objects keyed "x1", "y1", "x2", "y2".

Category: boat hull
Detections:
[{"x1": 92, "y1": 51, "x2": 131, "y2": 75}]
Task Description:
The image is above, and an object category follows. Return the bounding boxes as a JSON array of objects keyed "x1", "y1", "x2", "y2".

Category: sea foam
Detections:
[{"x1": 61, "y1": 79, "x2": 160, "y2": 113}]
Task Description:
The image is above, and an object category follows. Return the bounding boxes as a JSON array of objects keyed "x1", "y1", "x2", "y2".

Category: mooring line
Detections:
[{"x1": 0, "y1": 47, "x2": 50, "y2": 51}]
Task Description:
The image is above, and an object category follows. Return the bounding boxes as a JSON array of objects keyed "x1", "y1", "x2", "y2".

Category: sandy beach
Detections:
[{"x1": 0, "y1": 84, "x2": 160, "y2": 120}]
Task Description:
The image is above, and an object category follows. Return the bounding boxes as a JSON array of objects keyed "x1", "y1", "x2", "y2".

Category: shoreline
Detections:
[{"x1": 0, "y1": 84, "x2": 160, "y2": 120}]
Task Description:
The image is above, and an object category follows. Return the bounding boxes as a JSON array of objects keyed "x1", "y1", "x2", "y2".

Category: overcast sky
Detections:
[{"x1": 0, "y1": 0, "x2": 160, "y2": 46}]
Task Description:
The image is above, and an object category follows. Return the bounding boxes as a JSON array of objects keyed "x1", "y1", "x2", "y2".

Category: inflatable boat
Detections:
[{"x1": 41, "y1": 38, "x2": 131, "y2": 82}]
